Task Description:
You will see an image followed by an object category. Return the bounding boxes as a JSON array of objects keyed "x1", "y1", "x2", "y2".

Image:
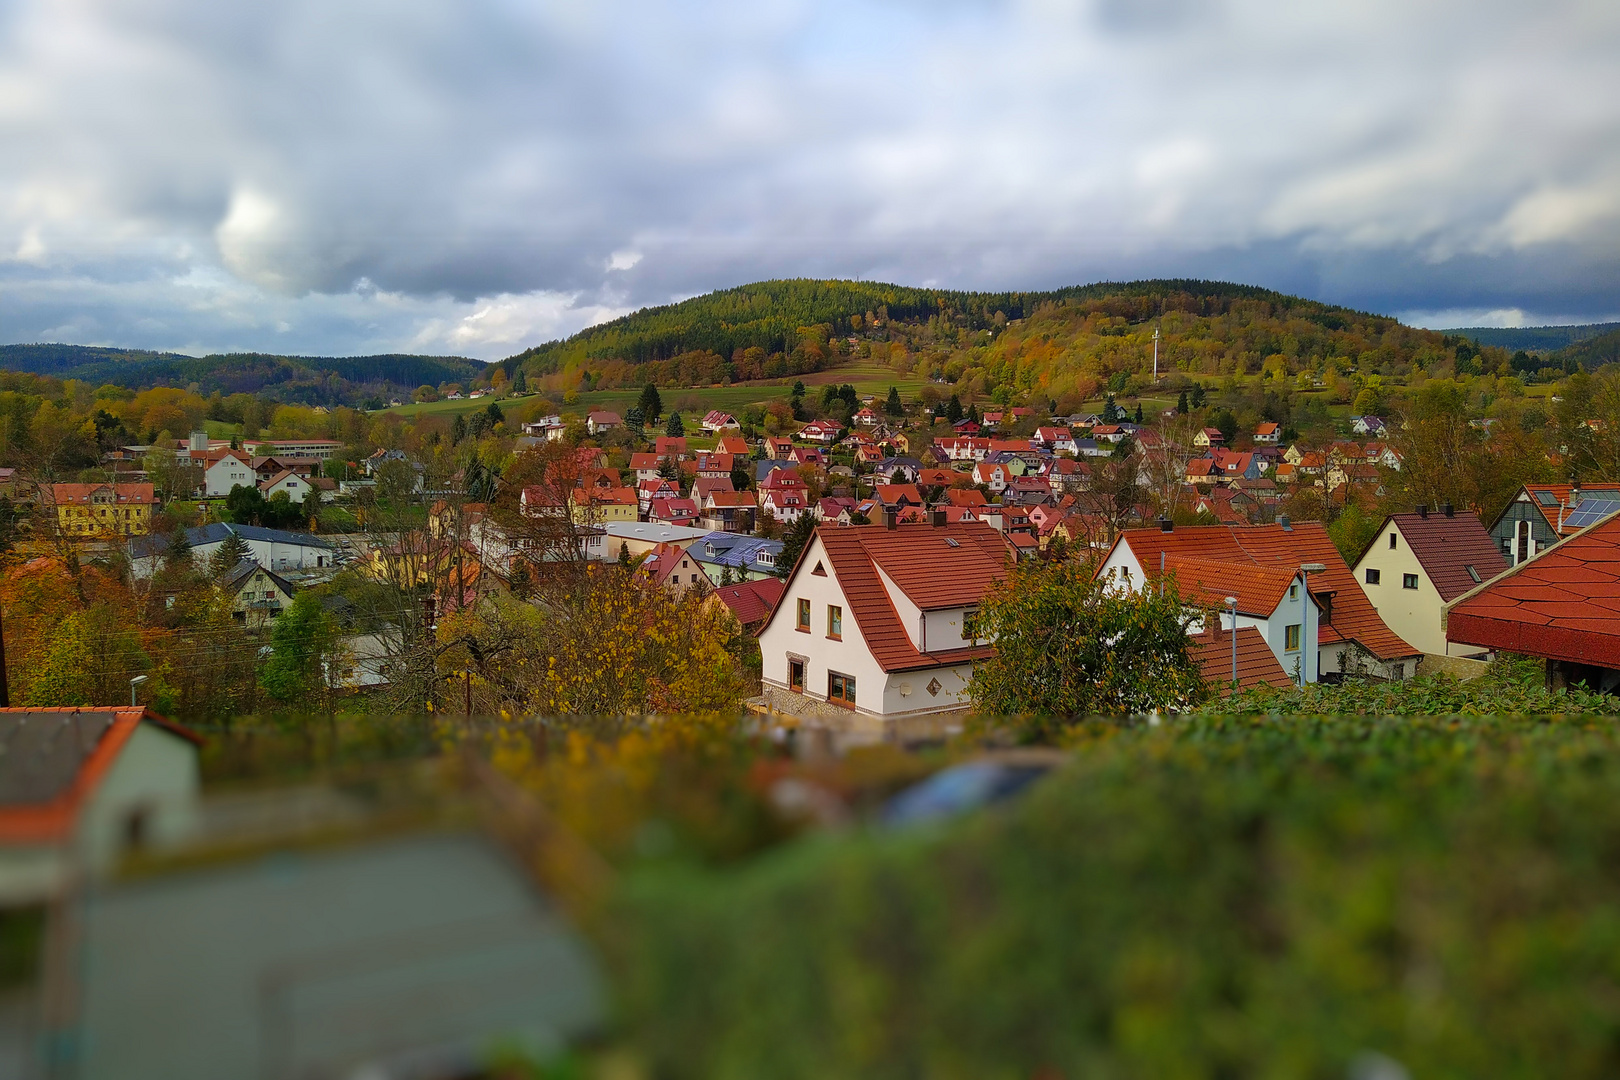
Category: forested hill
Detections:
[
  {"x1": 499, "y1": 277, "x2": 1441, "y2": 394},
  {"x1": 504, "y1": 278, "x2": 1387, "y2": 379},
  {"x1": 1443, "y1": 322, "x2": 1620, "y2": 353},
  {"x1": 0, "y1": 344, "x2": 484, "y2": 406}
]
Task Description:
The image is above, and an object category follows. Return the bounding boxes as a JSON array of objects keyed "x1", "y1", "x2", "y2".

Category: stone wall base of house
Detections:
[
  {"x1": 1417, "y1": 652, "x2": 1492, "y2": 682},
  {"x1": 746, "y1": 686, "x2": 969, "y2": 748}
]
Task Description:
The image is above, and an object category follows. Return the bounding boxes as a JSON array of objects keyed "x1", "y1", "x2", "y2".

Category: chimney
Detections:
[
  {"x1": 885, "y1": 510, "x2": 898, "y2": 530},
  {"x1": 1159, "y1": 516, "x2": 1173, "y2": 532},
  {"x1": 1278, "y1": 513, "x2": 1291, "y2": 531},
  {"x1": 930, "y1": 509, "x2": 947, "y2": 528},
  {"x1": 1572, "y1": 479, "x2": 1582, "y2": 505},
  {"x1": 1417, "y1": 504, "x2": 1428, "y2": 518},
  {"x1": 1442, "y1": 502, "x2": 1454, "y2": 518}
]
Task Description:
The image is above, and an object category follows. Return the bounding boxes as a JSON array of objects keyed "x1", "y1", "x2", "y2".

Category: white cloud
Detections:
[{"x1": 0, "y1": 0, "x2": 1618, "y2": 357}]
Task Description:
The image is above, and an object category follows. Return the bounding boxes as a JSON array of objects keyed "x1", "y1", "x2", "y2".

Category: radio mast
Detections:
[{"x1": 1152, "y1": 326, "x2": 1160, "y2": 382}]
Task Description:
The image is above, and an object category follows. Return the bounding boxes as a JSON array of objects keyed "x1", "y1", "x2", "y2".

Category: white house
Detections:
[
  {"x1": 0, "y1": 707, "x2": 201, "y2": 904},
  {"x1": 1098, "y1": 549, "x2": 1319, "y2": 684},
  {"x1": 204, "y1": 452, "x2": 256, "y2": 497},
  {"x1": 1097, "y1": 521, "x2": 1422, "y2": 682},
  {"x1": 587, "y1": 411, "x2": 622, "y2": 435},
  {"x1": 798, "y1": 420, "x2": 841, "y2": 444},
  {"x1": 701, "y1": 410, "x2": 740, "y2": 432},
  {"x1": 756, "y1": 521, "x2": 1007, "y2": 734},
  {"x1": 129, "y1": 523, "x2": 337, "y2": 580},
  {"x1": 260, "y1": 468, "x2": 324, "y2": 503}
]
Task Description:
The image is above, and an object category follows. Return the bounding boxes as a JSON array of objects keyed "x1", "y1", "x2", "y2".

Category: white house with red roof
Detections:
[
  {"x1": 798, "y1": 420, "x2": 841, "y2": 444},
  {"x1": 756, "y1": 521, "x2": 1008, "y2": 731},
  {"x1": 1033, "y1": 426, "x2": 1076, "y2": 453},
  {"x1": 1193, "y1": 427, "x2": 1225, "y2": 449},
  {"x1": 1099, "y1": 521, "x2": 1422, "y2": 681},
  {"x1": 853, "y1": 407, "x2": 882, "y2": 426},
  {"x1": 204, "y1": 451, "x2": 256, "y2": 497},
  {"x1": 701, "y1": 410, "x2": 740, "y2": 432},
  {"x1": 637, "y1": 542, "x2": 713, "y2": 595},
  {"x1": 0, "y1": 707, "x2": 202, "y2": 902}
]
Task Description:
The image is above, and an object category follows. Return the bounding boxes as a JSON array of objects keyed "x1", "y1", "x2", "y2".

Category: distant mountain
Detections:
[
  {"x1": 1553, "y1": 328, "x2": 1620, "y2": 371},
  {"x1": 1441, "y1": 323, "x2": 1620, "y2": 353},
  {"x1": 502, "y1": 277, "x2": 1393, "y2": 383},
  {"x1": 0, "y1": 344, "x2": 485, "y2": 405}
]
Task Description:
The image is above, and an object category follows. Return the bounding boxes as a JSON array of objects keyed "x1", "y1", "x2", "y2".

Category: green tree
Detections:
[
  {"x1": 619, "y1": 541, "x2": 632, "y2": 567},
  {"x1": 966, "y1": 560, "x2": 1207, "y2": 739},
  {"x1": 1211, "y1": 408, "x2": 1239, "y2": 445},
  {"x1": 1191, "y1": 384, "x2": 1206, "y2": 409},
  {"x1": 1133, "y1": 402, "x2": 1144, "y2": 424},
  {"x1": 775, "y1": 512, "x2": 817, "y2": 579},
  {"x1": 639, "y1": 383, "x2": 664, "y2": 421},
  {"x1": 1177, "y1": 389, "x2": 1189, "y2": 414},
  {"x1": 209, "y1": 531, "x2": 253, "y2": 577},
  {"x1": 885, "y1": 386, "x2": 903, "y2": 416},
  {"x1": 163, "y1": 528, "x2": 193, "y2": 570},
  {"x1": 946, "y1": 395, "x2": 964, "y2": 423},
  {"x1": 666, "y1": 412, "x2": 685, "y2": 438},
  {"x1": 259, "y1": 590, "x2": 340, "y2": 708}
]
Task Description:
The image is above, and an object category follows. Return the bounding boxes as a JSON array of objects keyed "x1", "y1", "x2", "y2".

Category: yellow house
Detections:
[
  {"x1": 569, "y1": 487, "x2": 639, "y2": 524},
  {"x1": 51, "y1": 483, "x2": 155, "y2": 537}
]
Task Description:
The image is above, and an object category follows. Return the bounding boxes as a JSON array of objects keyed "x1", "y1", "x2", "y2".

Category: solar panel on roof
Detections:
[
  {"x1": 1535, "y1": 491, "x2": 1558, "y2": 506},
  {"x1": 1562, "y1": 498, "x2": 1620, "y2": 529}
]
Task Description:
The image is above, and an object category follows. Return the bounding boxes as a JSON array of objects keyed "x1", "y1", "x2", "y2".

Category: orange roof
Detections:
[
  {"x1": 712, "y1": 577, "x2": 785, "y2": 626},
  {"x1": 715, "y1": 436, "x2": 749, "y2": 455},
  {"x1": 875, "y1": 484, "x2": 923, "y2": 506},
  {"x1": 945, "y1": 488, "x2": 988, "y2": 507},
  {"x1": 1191, "y1": 626, "x2": 1294, "y2": 696},
  {"x1": 1113, "y1": 523, "x2": 1420, "y2": 661},
  {"x1": 770, "y1": 523, "x2": 1007, "y2": 672},
  {"x1": 49, "y1": 483, "x2": 155, "y2": 505},
  {"x1": 1448, "y1": 509, "x2": 1620, "y2": 667},
  {"x1": 1510, "y1": 483, "x2": 1620, "y2": 537},
  {"x1": 0, "y1": 708, "x2": 201, "y2": 844},
  {"x1": 1163, "y1": 556, "x2": 1296, "y2": 616}
]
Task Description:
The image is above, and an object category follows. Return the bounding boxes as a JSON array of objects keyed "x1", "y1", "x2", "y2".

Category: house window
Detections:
[
  {"x1": 1289, "y1": 583, "x2": 1298, "y2": 600},
  {"x1": 827, "y1": 605, "x2": 842, "y2": 639},
  {"x1": 788, "y1": 658, "x2": 805, "y2": 692},
  {"x1": 828, "y1": 671, "x2": 856, "y2": 707},
  {"x1": 796, "y1": 598, "x2": 810, "y2": 631},
  {"x1": 1388, "y1": 533, "x2": 1397, "y2": 549},
  {"x1": 1285, "y1": 624, "x2": 1301, "y2": 651},
  {"x1": 1365, "y1": 568, "x2": 1380, "y2": 584},
  {"x1": 1402, "y1": 573, "x2": 1419, "y2": 590}
]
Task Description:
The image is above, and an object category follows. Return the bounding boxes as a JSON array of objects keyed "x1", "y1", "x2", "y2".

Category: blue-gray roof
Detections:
[
  {"x1": 689, "y1": 532, "x2": 784, "y2": 568},
  {"x1": 129, "y1": 522, "x2": 334, "y2": 559}
]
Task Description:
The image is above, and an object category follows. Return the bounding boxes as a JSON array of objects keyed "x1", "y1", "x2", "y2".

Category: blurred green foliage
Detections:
[{"x1": 611, "y1": 713, "x2": 1620, "y2": 1079}]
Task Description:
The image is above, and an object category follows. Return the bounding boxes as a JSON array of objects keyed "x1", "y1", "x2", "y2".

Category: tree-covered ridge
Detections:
[
  {"x1": 1444, "y1": 322, "x2": 1620, "y2": 353},
  {"x1": 502, "y1": 277, "x2": 1387, "y2": 382},
  {"x1": 0, "y1": 344, "x2": 485, "y2": 406}
]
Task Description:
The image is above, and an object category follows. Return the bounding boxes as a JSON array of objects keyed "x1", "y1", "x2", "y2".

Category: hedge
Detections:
[{"x1": 610, "y1": 715, "x2": 1620, "y2": 1079}]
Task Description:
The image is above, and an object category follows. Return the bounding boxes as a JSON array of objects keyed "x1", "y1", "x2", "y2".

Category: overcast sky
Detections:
[{"x1": 2, "y1": 0, "x2": 1618, "y2": 360}]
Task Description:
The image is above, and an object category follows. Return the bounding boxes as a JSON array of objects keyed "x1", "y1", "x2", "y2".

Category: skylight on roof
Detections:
[
  {"x1": 1535, "y1": 491, "x2": 1558, "y2": 506},
  {"x1": 944, "y1": 537, "x2": 960, "y2": 547},
  {"x1": 1466, "y1": 565, "x2": 1481, "y2": 583}
]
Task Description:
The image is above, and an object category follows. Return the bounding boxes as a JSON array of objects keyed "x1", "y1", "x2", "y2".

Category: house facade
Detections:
[
  {"x1": 756, "y1": 521, "x2": 1006, "y2": 733},
  {"x1": 51, "y1": 483, "x2": 155, "y2": 537},
  {"x1": 205, "y1": 452, "x2": 256, "y2": 497},
  {"x1": 1352, "y1": 507, "x2": 1508, "y2": 657}
]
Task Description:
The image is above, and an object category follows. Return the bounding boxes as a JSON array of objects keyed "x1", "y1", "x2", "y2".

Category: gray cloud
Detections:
[{"x1": 1, "y1": 0, "x2": 1618, "y2": 359}]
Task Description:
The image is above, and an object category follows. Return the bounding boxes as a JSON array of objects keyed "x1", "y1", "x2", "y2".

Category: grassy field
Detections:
[{"x1": 377, "y1": 362, "x2": 935, "y2": 421}]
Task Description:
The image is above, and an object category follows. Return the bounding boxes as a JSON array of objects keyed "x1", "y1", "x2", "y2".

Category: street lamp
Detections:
[
  {"x1": 1224, "y1": 596, "x2": 1239, "y2": 687},
  {"x1": 129, "y1": 674, "x2": 149, "y2": 708},
  {"x1": 1298, "y1": 563, "x2": 1327, "y2": 686}
]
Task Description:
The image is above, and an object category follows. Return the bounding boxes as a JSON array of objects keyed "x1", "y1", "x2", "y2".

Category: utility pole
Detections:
[{"x1": 1226, "y1": 596, "x2": 1238, "y2": 688}]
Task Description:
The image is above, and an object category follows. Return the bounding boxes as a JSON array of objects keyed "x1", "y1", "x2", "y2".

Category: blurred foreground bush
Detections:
[{"x1": 611, "y1": 714, "x2": 1620, "y2": 1079}]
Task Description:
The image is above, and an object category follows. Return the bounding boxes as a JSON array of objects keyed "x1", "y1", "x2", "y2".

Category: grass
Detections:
[{"x1": 377, "y1": 363, "x2": 934, "y2": 421}]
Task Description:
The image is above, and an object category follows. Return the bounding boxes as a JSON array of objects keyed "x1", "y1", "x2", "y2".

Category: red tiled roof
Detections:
[
  {"x1": 638, "y1": 542, "x2": 710, "y2": 588},
  {"x1": 767, "y1": 523, "x2": 1007, "y2": 672},
  {"x1": 49, "y1": 483, "x2": 155, "y2": 505},
  {"x1": 0, "y1": 708, "x2": 201, "y2": 843},
  {"x1": 916, "y1": 468, "x2": 956, "y2": 487},
  {"x1": 1366, "y1": 511, "x2": 1508, "y2": 603},
  {"x1": 875, "y1": 484, "x2": 924, "y2": 506},
  {"x1": 713, "y1": 577, "x2": 785, "y2": 626},
  {"x1": 1190, "y1": 626, "x2": 1295, "y2": 696},
  {"x1": 1509, "y1": 484, "x2": 1620, "y2": 537},
  {"x1": 1447, "y1": 510, "x2": 1620, "y2": 667},
  {"x1": 945, "y1": 489, "x2": 988, "y2": 507},
  {"x1": 1162, "y1": 556, "x2": 1295, "y2": 616},
  {"x1": 1113, "y1": 523, "x2": 1420, "y2": 661}
]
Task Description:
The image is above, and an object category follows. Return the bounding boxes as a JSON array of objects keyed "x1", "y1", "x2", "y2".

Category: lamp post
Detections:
[
  {"x1": 1225, "y1": 595, "x2": 1239, "y2": 688},
  {"x1": 129, "y1": 674, "x2": 149, "y2": 708},
  {"x1": 1298, "y1": 563, "x2": 1327, "y2": 686}
]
